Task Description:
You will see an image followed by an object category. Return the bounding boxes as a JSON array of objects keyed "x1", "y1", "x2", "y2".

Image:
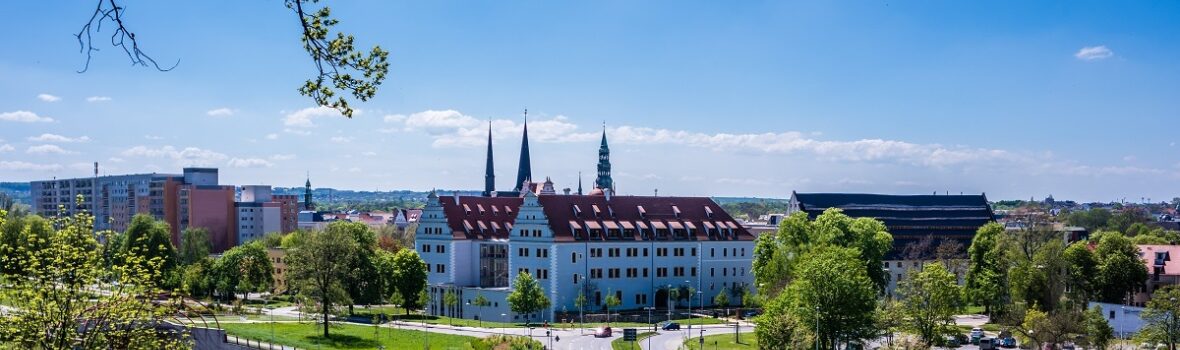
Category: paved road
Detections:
[{"x1": 642, "y1": 324, "x2": 755, "y2": 350}]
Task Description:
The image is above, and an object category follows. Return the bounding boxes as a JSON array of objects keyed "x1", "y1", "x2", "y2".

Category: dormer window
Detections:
[
  {"x1": 672, "y1": 205, "x2": 681, "y2": 218},
  {"x1": 476, "y1": 204, "x2": 486, "y2": 215},
  {"x1": 492, "y1": 206, "x2": 500, "y2": 215},
  {"x1": 463, "y1": 204, "x2": 472, "y2": 215},
  {"x1": 592, "y1": 205, "x2": 602, "y2": 217},
  {"x1": 637, "y1": 206, "x2": 647, "y2": 218},
  {"x1": 573, "y1": 205, "x2": 582, "y2": 216},
  {"x1": 704, "y1": 206, "x2": 714, "y2": 218}
]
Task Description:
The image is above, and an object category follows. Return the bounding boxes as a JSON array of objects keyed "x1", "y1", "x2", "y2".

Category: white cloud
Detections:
[
  {"x1": 1075, "y1": 45, "x2": 1113, "y2": 61},
  {"x1": 265, "y1": 133, "x2": 279, "y2": 140},
  {"x1": 121, "y1": 145, "x2": 229, "y2": 167},
  {"x1": 37, "y1": 94, "x2": 61, "y2": 102},
  {"x1": 86, "y1": 96, "x2": 112, "y2": 102},
  {"x1": 26, "y1": 144, "x2": 76, "y2": 155},
  {"x1": 0, "y1": 161, "x2": 62, "y2": 171},
  {"x1": 144, "y1": 135, "x2": 164, "y2": 140},
  {"x1": 269, "y1": 154, "x2": 296, "y2": 161},
  {"x1": 362, "y1": 151, "x2": 377, "y2": 157},
  {"x1": 27, "y1": 133, "x2": 90, "y2": 143},
  {"x1": 0, "y1": 144, "x2": 13, "y2": 152},
  {"x1": 0, "y1": 111, "x2": 54, "y2": 123},
  {"x1": 283, "y1": 128, "x2": 312, "y2": 136},
  {"x1": 206, "y1": 108, "x2": 235, "y2": 117},
  {"x1": 283, "y1": 106, "x2": 348, "y2": 128},
  {"x1": 227, "y1": 158, "x2": 274, "y2": 168},
  {"x1": 387, "y1": 109, "x2": 595, "y2": 148},
  {"x1": 330, "y1": 136, "x2": 353, "y2": 143},
  {"x1": 108, "y1": 157, "x2": 125, "y2": 163}
]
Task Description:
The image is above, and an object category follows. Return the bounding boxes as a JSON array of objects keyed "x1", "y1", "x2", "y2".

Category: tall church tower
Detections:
[
  {"x1": 303, "y1": 174, "x2": 314, "y2": 210},
  {"x1": 483, "y1": 121, "x2": 496, "y2": 196},
  {"x1": 594, "y1": 126, "x2": 613, "y2": 191},
  {"x1": 513, "y1": 110, "x2": 532, "y2": 192}
]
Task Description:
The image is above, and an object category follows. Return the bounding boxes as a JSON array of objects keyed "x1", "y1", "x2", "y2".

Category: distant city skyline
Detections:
[{"x1": 1, "y1": 2, "x2": 1178, "y2": 202}]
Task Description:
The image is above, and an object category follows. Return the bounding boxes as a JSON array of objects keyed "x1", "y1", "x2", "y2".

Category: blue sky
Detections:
[{"x1": 1, "y1": 1, "x2": 1177, "y2": 202}]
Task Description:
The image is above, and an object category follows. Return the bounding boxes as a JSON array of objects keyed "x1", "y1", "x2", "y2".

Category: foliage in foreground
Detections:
[
  {"x1": 0, "y1": 203, "x2": 190, "y2": 349},
  {"x1": 466, "y1": 334, "x2": 545, "y2": 350}
]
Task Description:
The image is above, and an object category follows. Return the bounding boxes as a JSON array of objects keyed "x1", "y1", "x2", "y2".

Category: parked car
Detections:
[
  {"x1": 661, "y1": 322, "x2": 681, "y2": 330},
  {"x1": 594, "y1": 326, "x2": 613, "y2": 337},
  {"x1": 999, "y1": 337, "x2": 1017, "y2": 348},
  {"x1": 1061, "y1": 343, "x2": 1076, "y2": 350},
  {"x1": 970, "y1": 327, "x2": 985, "y2": 344},
  {"x1": 978, "y1": 337, "x2": 998, "y2": 350},
  {"x1": 943, "y1": 335, "x2": 961, "y2": 348}
]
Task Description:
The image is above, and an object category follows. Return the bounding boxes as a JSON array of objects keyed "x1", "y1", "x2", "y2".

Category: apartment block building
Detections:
[
  {"x1": 31, "y1": 168, "x2": 238, "y2": 252},
  {"x1": 415, "y1": 190, "x2": 756, "y2": 323}
]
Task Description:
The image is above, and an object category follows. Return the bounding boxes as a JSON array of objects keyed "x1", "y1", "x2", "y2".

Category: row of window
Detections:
[
  {"x1": 710, "y1": 267, "x2": 746, "y2": 277},
  {"x1": 421, "y1": 244, "x2": 447, "y2": 254},
  {"x1": 423, "y1": 227, "x2": 445, "y2": 235},
  {"x1": 518, "y1": 268, "x2": 550, "y2": 279},
  {"x1": 518, "y1": 247, "x2": 549, "y2": 258},
  {"x1": 519, "y1": 229, "x2": 544, "y2": 237}
]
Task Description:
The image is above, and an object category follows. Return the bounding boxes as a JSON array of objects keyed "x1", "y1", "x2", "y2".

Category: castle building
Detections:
[{"x1": 416, "y1": 122, "x2": 756, "y2": 323}]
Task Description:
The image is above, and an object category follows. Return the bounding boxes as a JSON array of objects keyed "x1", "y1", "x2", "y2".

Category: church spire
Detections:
[
  {"x1": 513, "y1": 109, "x2": 532, "y2": 192},
  {"x1": 303, "y1": 172, "x2": 313, "y2": 210},
  {"x1": 577, "y1": 172, "x2": 583, "y2": 195},
  {"x1": 483, "y1": 121, "x2": 495, "y2": 196},
  {"x1": 594, "y1": 123, "x2": 613, "y2": 192}
]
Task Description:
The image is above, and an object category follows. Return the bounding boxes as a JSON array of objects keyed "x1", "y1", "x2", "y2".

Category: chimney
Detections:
[
  {"x1": 563, "y1": 188, "x2": 571, "y2": 195},
  {"x1": 453, "y1": 191, "x2": 460, "y2": 205}
]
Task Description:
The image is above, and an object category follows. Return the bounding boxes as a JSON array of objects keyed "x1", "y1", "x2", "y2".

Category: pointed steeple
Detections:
[
  {"x1": 513, "y1": 109, "x2": 532, "y2": 192},
  {"x1": 303, "y1": 172, "x2": 313, "y2": 210},
  {"x1": 594, "y1": 123, "x2": 613, "y2": 192},
  {"x1": 577, "y1": 172, "x2": 583, "y2": 195},
  {"x1": 483, "y1": 121, "x2": 496, "y2": 197}
]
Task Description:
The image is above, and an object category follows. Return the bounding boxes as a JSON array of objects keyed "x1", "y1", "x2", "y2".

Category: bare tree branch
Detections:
[{"x1": 75, "y1": 0, "x2": 178, "y2": 73}]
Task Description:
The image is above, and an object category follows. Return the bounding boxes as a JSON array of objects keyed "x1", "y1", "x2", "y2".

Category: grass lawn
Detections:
[
  {"x1": 963, "y1": 305, "x2": 986, "y2": 315},
  {"x1": 612, "y1": 332, "x2": 657, "y2": 350},
  {"x1": 683, "y1": 333, "x2": 758, "y2": 350},
  {"x1": 220, "y1": 322, "x2": 474, "y2": 350}
]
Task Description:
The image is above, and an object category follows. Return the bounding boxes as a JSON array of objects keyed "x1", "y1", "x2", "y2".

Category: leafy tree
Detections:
[
  {"x1": 1107, "y1": 208, "x2": 1151, "y2": 234},
  {"x1": 753, "y1": 291, "x2": 809, "y2": 350},
  {"x1": 1094, "y1": 233, "x2": 1148, "y2": 303},
  {"x1": 1062, "y1": 241, "x2": 1099, "y2": 303},
  {"x1": 286, "y1": 222, "x2": 359, "y2": 337},
  {"x1": 472, "y1": 293, "x2": 491, "y2": 327},
  {"x1": 389, "y1": 290, "x2": 405, "y2": 310},
  {"x1": 260, "y1": 232, "x2": 285, "y2": 248},
  {"x1": 1143, "y1": 286, "x2": 1180, "y2": 350},
  {"x1": 965, "y1": 222, "x2": 1007, "y2": 316},
  {"x1": 899, "y1": 263, "x2": 963, "y2": 347},
  {"x1": 603, "y1": 290, "x2": 621, "y2": 325},
  {"x1": 1065, "y1": 208, "x2": 1113, "y2": 232},
  {"x1": 181, "y1": 257, "x2": 216, "y2": 299},
  {"x1": 443, "y1": 290, "x2": 459, "y2": 325},
  {"x1": 507, "y1": 272, "x2": 551, "y2": 326},
  {"x1": 178, "y1": 227, "x2": 212, "y2": 266},
  {"x1": 417, "y1": 289, "x2": 431, "y2": 314},
  {"x1": 1085, "y1": 305, "x2": 1114, "y2": 350},
  {"x1": 389, "y1": 248, "x2": 428, "y2": 314},
  {"x1": 0, "y1": 215, "x2": 52, "y2": 277},
  {"x1": 714, "y1": 290, "x2": 730, "y2": 308},
  {"x1": 1020, "y1": 308, "x2": 1082, "y2": 350},
  {"x1": 781, "y1": 247, "x2": 880, "y2": 349},
  {"x1": 0, "y1": 200, "x2": 188, "y2": 349},
  {"x1": 1009, "y1": 240, "x2": 1067, "y2": 311},
  {"x1": 752, "y1": 210, "x2": 893, "y2": 295},
  {"x1": 336, "y1": 221, "x2": 381, "y2": 314},
  {"x1": 119, "y1": 214, "x2": 178, "y2": 277},
  {"x1": 211, "y1": 242, "x2": 274, "y2": 301}
]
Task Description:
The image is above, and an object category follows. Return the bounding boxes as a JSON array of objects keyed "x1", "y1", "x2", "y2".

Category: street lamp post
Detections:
[
  {"x1": 644, "y1": 306, "x2": 656, "y2": 349},
  {"x1": 501, "y1": 313, "x2": 508, "y2": 336}
]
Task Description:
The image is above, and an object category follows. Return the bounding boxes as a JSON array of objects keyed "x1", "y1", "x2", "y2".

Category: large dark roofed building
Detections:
[{"x1": 788, "y1": 192, "x2": 995, "y2": 259}]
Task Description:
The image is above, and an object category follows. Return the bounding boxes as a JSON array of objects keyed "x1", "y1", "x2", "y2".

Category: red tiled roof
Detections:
[
  {"x1": 537, "y1": 195, "x2": 752, "y2": 242},
  {"x1": 438, "y1": 196, "x2": 522, "y2": 240},
  {"x1": 1139, "y1": 245, "x2": 1180, "y2": 276}
]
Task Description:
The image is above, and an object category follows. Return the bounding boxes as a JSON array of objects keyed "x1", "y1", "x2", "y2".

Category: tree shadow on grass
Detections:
[{"x1": 302, "y1": 333, "x2": 380, "y2": 349}]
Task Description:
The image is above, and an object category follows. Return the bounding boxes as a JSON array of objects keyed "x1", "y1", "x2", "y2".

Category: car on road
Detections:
[
  {"x1": 943, "y1": 335, "x2": 961, "y2": 348},
  {"x1": 999, "y1": 336, "x2": 1017, "y2": 348},
  {"x1": 660, "y1": 322, "x2": 681, "y2": 330},
  {"x1": 593, "y1": 326, "x2": 613, "y2": 338},
  {"x1": 970, "y1": 327, "x2": 985, "y2": 344},
  {"x1": 978, "y1": 337, "x2": 997, "y2": 350}
]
